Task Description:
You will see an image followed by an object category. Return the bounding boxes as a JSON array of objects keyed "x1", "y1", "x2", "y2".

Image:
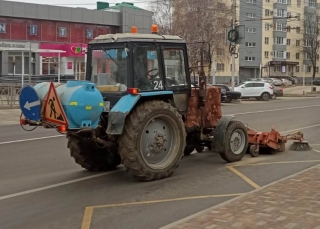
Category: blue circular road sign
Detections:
[{"x1": 19, "y1": 85, "x2": 41, "y2": 121}]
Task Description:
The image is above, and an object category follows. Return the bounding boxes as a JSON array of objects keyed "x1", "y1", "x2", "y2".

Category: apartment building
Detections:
[{"x1": 239, "y1": 0, "x2": 319, "y2": 83}]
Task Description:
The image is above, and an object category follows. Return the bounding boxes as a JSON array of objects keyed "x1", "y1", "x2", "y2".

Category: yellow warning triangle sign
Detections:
[{"x1": 43, "y1": 82, "x2": 69, "y2": 126}]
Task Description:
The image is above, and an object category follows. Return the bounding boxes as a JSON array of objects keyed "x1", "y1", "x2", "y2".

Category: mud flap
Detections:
[{"x1": 211, "y1": 115, "x2": 235, "y2": 153}]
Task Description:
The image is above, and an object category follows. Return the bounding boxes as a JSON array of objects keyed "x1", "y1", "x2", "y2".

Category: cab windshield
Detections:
[{"x1": 91, "y1": 47, "x2": 128, "y2": 92}]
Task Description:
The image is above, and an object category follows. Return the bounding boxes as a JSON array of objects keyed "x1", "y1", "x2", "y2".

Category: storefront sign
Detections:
[
  {"x1": 0, "y1": 23, "x2": 5, "y2": 33},
  {"x1": 269, "y1": 61, "x2": 299, "y2": 66},
  {"x1": 0, "y1": 41, "x2": 38, "y2": 49},
  {"x1": 40, "y1": 43, "x2": 87, "y2": 57},
  {"x1": 71, "y1": 46, "x2": 86, "y2": 55}
]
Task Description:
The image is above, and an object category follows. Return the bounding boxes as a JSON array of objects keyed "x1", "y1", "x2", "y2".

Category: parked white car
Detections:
[{"x1": 234, "y1": 81, "x2": 274, "y2": 101}]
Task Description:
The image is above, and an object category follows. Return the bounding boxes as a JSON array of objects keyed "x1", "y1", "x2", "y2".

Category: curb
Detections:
[
  {"x1": 0, "y1": 106, "x2": 20, "y2": 110},
  {"x1": 159, "y1": 163, "x2": 320, "y2": 229}
]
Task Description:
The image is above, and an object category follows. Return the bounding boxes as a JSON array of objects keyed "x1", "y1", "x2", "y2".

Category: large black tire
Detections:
[
  {"x1": 118, "y1": 100, "x2": 186, "y2": 181},
  {"x1": 219, "y1": 120, "x2": 248, "y2": 162},
  {"x1": 68, "y1": 136, "x2": 121, "y2": 171},
  {"x1": 184, "y1": 145, "x2": 195, "y2": 156}
]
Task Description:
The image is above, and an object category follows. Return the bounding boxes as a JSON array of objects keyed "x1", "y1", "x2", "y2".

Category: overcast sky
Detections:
[{"x1": 6, "y1": 0, "x2": 148, "y2": 10}]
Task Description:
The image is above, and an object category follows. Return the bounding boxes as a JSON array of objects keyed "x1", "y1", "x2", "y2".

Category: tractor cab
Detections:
[{"x1": 85, "y1": 26, "x2": 191, "y2": 113}]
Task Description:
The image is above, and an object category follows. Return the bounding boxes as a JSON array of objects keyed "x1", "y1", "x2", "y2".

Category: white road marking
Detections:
[
  {"x1": 0, "y1": 135, "x2": 63, "y2": 145},
  {"x1": 0, "y1": 169, "x2": 124, "y2": 201},
  {"x1": 229, "y1": 104, "x2": 320, "y2": 116},
  {"x1": 280, "y1": 124, "x2": 320, "y2": 134}
]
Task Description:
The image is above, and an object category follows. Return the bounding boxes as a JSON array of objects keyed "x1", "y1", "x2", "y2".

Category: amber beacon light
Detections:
[
  {"x1": 151, "y1": 24, "x2": 159, "y2": 34},
  {"x1": 131, "y1": 26, "x2": 138, "y2": 33}
]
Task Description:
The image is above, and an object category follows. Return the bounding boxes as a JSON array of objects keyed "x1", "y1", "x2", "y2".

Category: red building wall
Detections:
[{"x1": 0, "y1": 16, "x2": 117, "y2": 43}]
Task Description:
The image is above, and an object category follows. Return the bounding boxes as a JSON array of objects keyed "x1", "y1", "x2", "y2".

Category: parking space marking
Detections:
[
  {"x1": 81, "y1": 193, "x2": 245, "y2": 229},
  {"x1": 230, "y1": 104, "x2": 320, "y2": 116},
  {"x1": 313, "y1": 149, "x2": 320, "y2": 153},
  {"x1": 233, "y1": 159, "x2": 320, "y2": 167},
  {"x1": 0, "y1": 169, "x2": 124, "y2": 201},
  {"x1": 227, "y1": 166, "x2": 261, "y2": 189},
  {"x1": 81, "y1": 207, "x2": 93, "y2": 229},
  {"x1": 0, "y1": 135, "x2": 63, "y2": 145}
]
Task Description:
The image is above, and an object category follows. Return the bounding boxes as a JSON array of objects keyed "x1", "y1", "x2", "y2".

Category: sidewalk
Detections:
[
  {"x1": 0, "y1": 108, "x2": 21, "y2": 126},
  {"x1": 283, "y1": 85, "x2": 320, "y2": 96},
  {"x1": 161, "y1": 164, "x2": 320, "y2": 229}
]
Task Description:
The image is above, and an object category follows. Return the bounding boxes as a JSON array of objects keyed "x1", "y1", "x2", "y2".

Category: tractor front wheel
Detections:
[
  {"x1": 68, "y1": 136, "x2": 121, "y2": 171},
  {"x1": 219, "y1": 120, "x2": 248, "y2": 162},
  {"x1": 118, "y1": 100, "x2": 186, "y2": 181}
]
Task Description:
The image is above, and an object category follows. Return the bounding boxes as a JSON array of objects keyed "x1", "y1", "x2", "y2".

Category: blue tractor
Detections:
[{"x1": 19, "y1": 26, "x2": 248, "y2": 181}]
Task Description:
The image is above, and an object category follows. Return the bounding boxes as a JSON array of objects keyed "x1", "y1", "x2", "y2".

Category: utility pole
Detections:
[{"x1": 231, "y1": 0, "x2": 236, "y2": 90}]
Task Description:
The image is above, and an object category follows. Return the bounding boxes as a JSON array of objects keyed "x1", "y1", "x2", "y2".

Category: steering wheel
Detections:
[{"x1": 147, "y1": 68, "x2": 159, "y2": 80}]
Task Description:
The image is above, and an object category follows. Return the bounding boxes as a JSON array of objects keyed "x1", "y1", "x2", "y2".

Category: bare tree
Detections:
[
  {"x1": 301, "y1": 11, "x2": 320, "y2": 80},
  {"x1": 147, "y1": 0, "x2": 174, "y2": 35},
  {"x1": 172, "y1": 0, "x2": 232, "y2": 69}
]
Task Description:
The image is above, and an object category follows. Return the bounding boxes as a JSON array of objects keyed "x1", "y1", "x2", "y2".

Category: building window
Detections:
[
  {"x1": 307, "y1": 65, "x2": 312, "y2": 72},
  {"x1": 265, "y1": 37, "x2": 269, "y2": 44},
  {"x1": 296, "y1": 40, "x2": 300, "y2": 46},
  {"x1": 246, "y1": 13, "x2": 256, "y2": 18},
  {"x1": 276, "y1": 23, "x2": 286, "y2": 31},
  {"x1": 246, "y1": 28, "x2": 257, "y2": 33},
  {"x1": 274, "y1": 66, "x2": 282, "y2": 72},
  {"x1": 277, "y1": 0, "x2": 287, "y2": 3},
  {"x1": 265, "y1": 24, "x2": 270, "y2": 30},
  {"x1": 296, "y1": 66, "x2": 299, "y2": 72},
  {"x1": 275, "y1": 37, "x2": 286, "y2": 45},
  {"x1": 296, "y1": 27, "x2": 301, "y2": 33},
  {"x1": 276, "y1": 9, "x2": 287, "y2": 17},
  {"x1": 274, "y1": 50, "x2": 286, "y2": 58},
  {"x1": 317, "y1": 54, "x2": 319, "y2": 60},
  {"x1": 287, "y1": 39, "x2": 291, "y2": 45},
  {"x1": 265, "y1": 9, "x2": 270, "y2": 16},
  {"x1": 42, "y1": 57, "x2": 59, "y2": 75},
  {"x1": 316, "y1": 67, "x2": 319, "y2": 72},
  {"x1": 7, "y1": 52, "x2": 29, "y2": 75},
  {"x1": 217, "y1": 63, "x2": 224, "y2": 71},
  {"x1": 297, "y1": 13, "x2": 301, "y2": 21},
  {"x1": 59, "y1": 27, "x2": 67, "y2": 37},
  {"x1": 245, "y1": 42, "x2": 256, "y2": 47},
  {"x1": 265, "y1": 51, "x2": 269, "y2": 58},
  {"x1": 297, "y1": 0, "x2": 301, "y2": 7},
  {"x1": 304, "y1": 39, "x2": 313, "y2": 47},
  {"x1": 296, "y1": 53, "x2": 300, "y2": 59},
  {"x1": 246, "y1": 0, "x2": 257, "y2": 3},
  {"x1": 309, "y1": 0, "x2": 316, "y2": 7},
  {"x1": 266, "y1": 0, "x2": 270, "y2": 2},
  {"x1": 286, "y1": 52, "x2": 290, "y2": 59},
  {"x1": 245, "y1": 56, "x2": 255, "y2": 61}
]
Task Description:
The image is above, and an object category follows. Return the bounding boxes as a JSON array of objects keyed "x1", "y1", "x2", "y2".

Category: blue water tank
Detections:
[{"x1": 33, "y1": 81, "x2": 104, "y2": 129}]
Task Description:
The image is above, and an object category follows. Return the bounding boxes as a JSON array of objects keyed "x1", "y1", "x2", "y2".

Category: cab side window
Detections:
[
  {"x1": 133, "y1": 45, "x2": 164, "y2": 91},
  {"x1": 162, "y1": 49, "x2": 188, "y2": 88}
]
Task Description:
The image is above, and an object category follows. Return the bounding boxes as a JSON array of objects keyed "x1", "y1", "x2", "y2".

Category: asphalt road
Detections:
[{"x1": 0, "y1": 97, "x2": 320, "y2": 229}]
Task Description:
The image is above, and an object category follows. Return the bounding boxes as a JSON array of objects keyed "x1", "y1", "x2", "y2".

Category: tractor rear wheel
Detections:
[
  {"x1": 68, "y1": 136, "x2": 121, "y2": 171},
  {"x1": 118, "y1": 100, "x2": 186, "y2": 181},
  {"x1": 219, "y1": 120, "x2": 248, "y2": 162}
]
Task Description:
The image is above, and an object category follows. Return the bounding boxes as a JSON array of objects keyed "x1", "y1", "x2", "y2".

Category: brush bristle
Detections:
[{"x1": 289, "y1": 141, "x2": 312, "y2": 151}]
